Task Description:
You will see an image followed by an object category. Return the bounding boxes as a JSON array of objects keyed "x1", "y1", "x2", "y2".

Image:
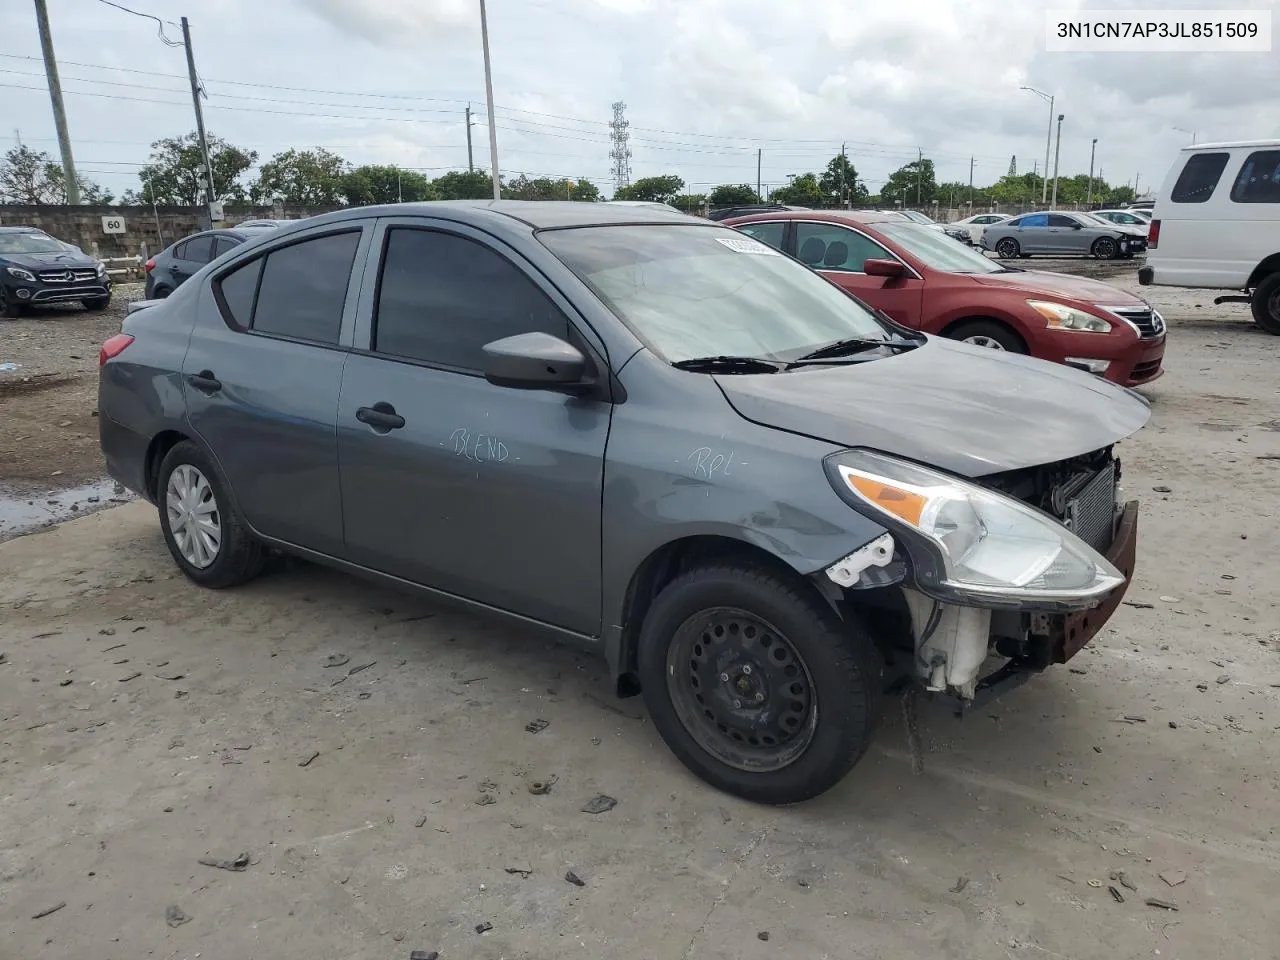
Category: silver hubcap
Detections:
[
  {"x1": 963, "y1": 335, "x2": 1006, "y2": 350},
  {"x1": 165, "y1": 464, "x2": 221, "y2": 569}
]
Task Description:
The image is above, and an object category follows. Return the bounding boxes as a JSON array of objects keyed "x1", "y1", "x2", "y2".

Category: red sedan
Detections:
[{"x1": 723, "y1": 211, "x2": 1165, "y2": 387}]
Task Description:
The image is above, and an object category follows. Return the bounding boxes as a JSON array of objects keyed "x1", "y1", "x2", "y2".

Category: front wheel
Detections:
[
  {"x1": 0, "y1": 285, "x2": 25, "y2": 318},
  {"x1": 1092, "y1": 236, "x2": 1120, "y2": 260},
  {"x1": 82, "y1": 295, "x2": 111, "y2": 311},
  {"x1": 157, "y1": 441, "x2": 264, "y2": 588},
  {"x1": 947, "y1": 318, "x2": 1027, "y2": 353},
  {"x1": 1252, "y1": 273, "x2": 1280, "y2": 335},
  {"x1": 637, "y1": 564, "x2": 880, "y2": 804}
]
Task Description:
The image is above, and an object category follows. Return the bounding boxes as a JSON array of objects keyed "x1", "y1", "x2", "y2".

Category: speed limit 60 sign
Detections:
[{"x1": 101, "y1": 215, "x2": 126, "y2": 234}]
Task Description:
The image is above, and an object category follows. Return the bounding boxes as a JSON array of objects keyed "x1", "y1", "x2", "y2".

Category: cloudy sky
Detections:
[{"x1": 1, "y1": 0, "x2": 1275, "y2": 202}]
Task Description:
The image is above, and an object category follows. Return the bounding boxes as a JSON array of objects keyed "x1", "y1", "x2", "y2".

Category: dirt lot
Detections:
[{"x1": 1, "y1": 262, "x2": 1278, "y2": 959}]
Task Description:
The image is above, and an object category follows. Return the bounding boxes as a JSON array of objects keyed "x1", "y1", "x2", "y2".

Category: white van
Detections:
[{"x1": 1140, "y1": 140, "x2": 1280, "y2": 334}]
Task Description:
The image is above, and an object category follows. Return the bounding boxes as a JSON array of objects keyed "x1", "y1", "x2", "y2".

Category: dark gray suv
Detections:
[
  {"x1": 144, "y1": 226, "x2": 278, "y2": 299},
  {"x1": 98, "y1": 201, "x2": 1147, "y2": 802}
]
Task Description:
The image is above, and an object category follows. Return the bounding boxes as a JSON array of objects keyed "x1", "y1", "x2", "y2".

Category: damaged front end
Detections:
[{"x1": 820, "y1": 447, "x2": 1138, "y2": 707}]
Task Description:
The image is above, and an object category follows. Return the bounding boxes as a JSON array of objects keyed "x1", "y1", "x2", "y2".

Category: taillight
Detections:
[
  {"x1": 144, "y1": 258, "x2": 155, "y2": 273},
  {"x1": 99, "y1": 333, "x2": 134, "y2": 366},
  {"x1": 1147, "y1": 219, "x2": 1160, "y2": 249}
]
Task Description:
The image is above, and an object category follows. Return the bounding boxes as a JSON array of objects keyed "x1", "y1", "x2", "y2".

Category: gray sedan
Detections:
[
  {"x1": 981, "y1": 210, "x2": 1148, "y2": 260},
  {"x1": 98, "y1": 200, "x2": 1146, "y2": 803}
]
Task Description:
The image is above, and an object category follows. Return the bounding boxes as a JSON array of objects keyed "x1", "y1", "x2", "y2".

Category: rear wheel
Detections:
[
  {"x1": 157, "y1": 441, "x2": 264, "y2": 588},
  {"x1": 1091, "y1": 236, "x2": 1120, "y2": 260},
  {"x1": 637, "y1": 563, "x2": 880, "y2": 804},
  {"x1": 1252, "y1": 273, "x2": 1280, "y2": 335},
  {"x1": 947, "y1": 318, "x2": 1027, "y2": 353},
  {"x1": 151, "y1": 285, "x2": 172, "y2": 300},
  {"x1": 995, "y1": 238, "x2": 1020, "y2": 260}
]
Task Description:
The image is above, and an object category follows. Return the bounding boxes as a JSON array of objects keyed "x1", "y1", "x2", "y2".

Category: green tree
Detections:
[
  {"x1": 135, "y1": 132, "x2": 257, "y2": 204},
  {"x1": 568, "y1": 179, "x2": 601, "y2": 202},
  {"x1": 432, "y1": 169, "x2": 498, "y2": 200},
  {"x1": 670, "y1": 193, "x2": 707, "y2": 213},
  {"x1": 1103, "y1": 183, "x2": 1135, "y2": 206},
  {"x1": 252, "y1": 148, "x2": 348, "y2": 204},
  {"x1": 341, "y1": 165, "x2": 437, "y2": 205},
  {"x1": 770, "y1": 173, "x2": 823, "y2": 206},
  {"x1": 0, "y1": 145, "x2": 112, "y2": 204},
  {"x1": 880, "y1": 158, "x2": 937, "y2": 207},
  {"x1": 613, "y1": 174, "x2": 685, "y2": 203},
  {"x1": 503, "y1": 174, "x2": 598, "y2": 201},
  {"x1": 987, "y1": 172, "x2": 1044, "y2": 205},
  {"x1": 818, "y1": 153, "x2": 868, "y2": 206},
  {"x1": 707, "y1": 184, "x2": 759, "y2": 207}
]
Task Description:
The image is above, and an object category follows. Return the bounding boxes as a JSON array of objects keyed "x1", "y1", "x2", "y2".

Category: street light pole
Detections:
[
  {"x1": 1020, "y1": 86, "x2": 1054, "y2": 204},
  {"x1": 1086, "y1": 137, "x2": 1097, "y2": 206},
  {"x1": 478, "y1": 0, "x2": 501, "y2": 200},
  {"x1": 1050, "y1": 113, "x2": 1064, "y2": 209}
]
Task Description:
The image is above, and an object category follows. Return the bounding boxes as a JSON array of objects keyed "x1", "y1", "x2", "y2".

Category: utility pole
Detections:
[
  {"x1": 33, "y1": 0, "x2": 80, "y2": 204},
  {"x1": 915, "y1": 147, "x2": 922, "y2": 206},
  {"x1": 756, "y1": 148, "x2": 762, "y2": 201},
  {"x1": 968, "y1": 156, "x2": 975, "y2": 208},
  {"x1": 180, "y1": 17, "x2": 217, "y2": 215},
  {"x1": 1086, "y1": 138, "x2": 1097, "y2": 206},
  {"x1": 478, "y1": 0, "x2": 501, "y2": 200},
  {"x1": 465, "y1": 104, "x2": 474, "y2": 172},
  {"x1": 1050, "y1": 113, "x2": 1064, "y2": 209},
  {"x1": 839, "y1": 143, "x2": 847, "y2": 208}
]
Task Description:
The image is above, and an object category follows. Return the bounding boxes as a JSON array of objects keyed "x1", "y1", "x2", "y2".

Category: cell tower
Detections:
[
  {"x1": 1008, "y1": 155, "x2": 1017, "y2": 176},
  {"x1": 609, "y1": 101, "x2": 632, "y2": 192}
]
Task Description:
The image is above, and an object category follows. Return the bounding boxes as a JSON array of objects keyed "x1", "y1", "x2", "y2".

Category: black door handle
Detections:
[
  {"x1": 356, "y1": 402, "x2": 405, "y2": 432},
  {"x1": 187, "y1": 370, "x2": 221, "y2": 393}
]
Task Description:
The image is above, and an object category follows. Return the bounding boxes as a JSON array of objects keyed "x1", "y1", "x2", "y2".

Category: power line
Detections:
[{"x1": 93, "y1": 0, "x2": 183, "y2": 46}]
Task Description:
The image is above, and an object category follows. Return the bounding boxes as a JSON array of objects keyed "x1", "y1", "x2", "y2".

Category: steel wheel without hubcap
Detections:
[
  {"x1": 165, "y1": 464, "x2": 221, "y2": 569},
  {"x1": 665, "y1": 607, "x2": 818, "y2": 772},
  {"x1": 963, "y1": 334, "x2": 1005, "y2": 350}
]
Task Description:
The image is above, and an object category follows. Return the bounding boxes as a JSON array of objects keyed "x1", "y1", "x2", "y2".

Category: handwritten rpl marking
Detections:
[
  {"x1": 450, "y1": 427, "x2": 510, "y2": 464},
  {"x1": 688, "y1": 446, "x2": 738, "y2": 479}
]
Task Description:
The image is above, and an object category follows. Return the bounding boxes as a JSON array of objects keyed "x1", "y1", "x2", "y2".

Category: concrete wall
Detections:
[{"x1": 0, "y1": 204, "x2": 342, "y2": 262}]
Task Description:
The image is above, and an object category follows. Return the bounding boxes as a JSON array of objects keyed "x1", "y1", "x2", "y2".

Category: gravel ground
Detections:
[{"x1": 0, "y1": 256, "x2": 1278, "y2": 958}]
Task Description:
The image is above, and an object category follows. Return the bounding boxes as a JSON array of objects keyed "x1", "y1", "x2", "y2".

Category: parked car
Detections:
[
  {"x1": 944, "y1": 212, "x2": 1010, "y2": 245},
  {"x1": 898, "y1": 209, "x2": 948, "y2": 233},
  {"x1": 1092, "y1": 209, "x2": 1151, "y2": 232},
  {"x1": 1140, "y1": 139, "x2": 1280, "y2": 333},
  {"x1": 981, "y1": 211, "x2": 1148, "y2": 260},
  {"x1": 604, "y1": 201, "x2": 687, "y2": 214},
  {"x1": 1125, "y1": 199, "x2": 1156, "y2": 212},
  {"x1": 0, "y1": 226, "x2": 111, "y2": 318},
  {"x1": 99, "y1": 200, "x2": 1147, "y2": 803},
  {"x1": 726, "y1": 210, "x2": 1164, "y2": 385},
  {"x1": 707, "y1": 203, "x2": 809, "y2": 221},
  {"x1": 145, "y1": 227, "x2": 280, "y2": 299},
  {"x1": 233, "y1": 219, "x2": 293, "y2": 228}
]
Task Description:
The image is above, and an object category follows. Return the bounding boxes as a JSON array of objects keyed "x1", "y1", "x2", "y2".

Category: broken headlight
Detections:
[{"x1": 824, "y1": 449, "x2": 1123, "y2": 608}]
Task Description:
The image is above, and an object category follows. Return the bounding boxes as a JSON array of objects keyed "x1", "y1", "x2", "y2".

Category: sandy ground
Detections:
[{"x1": 1, "y1": 261, "x2": 1279, "y2": 959}]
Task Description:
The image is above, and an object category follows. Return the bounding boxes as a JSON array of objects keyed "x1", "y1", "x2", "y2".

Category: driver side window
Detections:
[{"x1": 793, "y1": 223, "x2": 894, "y2": 273}]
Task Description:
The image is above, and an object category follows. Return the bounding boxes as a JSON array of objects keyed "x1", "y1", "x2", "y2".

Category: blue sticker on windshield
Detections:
[{"x1": 715, "y1": 236, "x2": 781, "y2": 255}]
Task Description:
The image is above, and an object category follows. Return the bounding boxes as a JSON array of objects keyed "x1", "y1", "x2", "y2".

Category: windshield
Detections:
[
  {"x1": 877, "y1": 222, "x2": 1008, "y2": 275},
  {"x1": 0, "y1": 232, "x2": 66, "y2": 255},
  {"x1": 539, "y1": 224, "x2": 892, "y2": 363}
]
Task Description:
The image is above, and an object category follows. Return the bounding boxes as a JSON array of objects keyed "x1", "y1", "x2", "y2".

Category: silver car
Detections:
[{"x1": 981, "y1": 211, "x2": 1148, "y2": 260}]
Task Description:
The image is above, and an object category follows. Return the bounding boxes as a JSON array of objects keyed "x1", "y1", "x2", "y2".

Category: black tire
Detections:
[
  {"x1": 637, "y1": 564, "x2": 880, "y2": 804},
  {"x1": 0, "y1": 285, "x2": 25, "y2": 318},
  {"x1": 995, "y1": 237, "x2": 1019, "y2": 260},
  {"x1": 152, "y1": 285, "x2": 172, "y2": 300},
  {"x1": 1250, "y1": 273, "x2": 1280, "y2": 335},
  {"x1": 1092, "y1": 236, "x2": 1120, "y2": 260},
  {"x1": 947, "y1": 318, "x2": 1027, "y2": 353},
  {"x1": 82, "y1": 295, "x2": 111, "y2": 311},
  {"x1": 156, "y1": 440, "x2": 264, "y2": 588}
]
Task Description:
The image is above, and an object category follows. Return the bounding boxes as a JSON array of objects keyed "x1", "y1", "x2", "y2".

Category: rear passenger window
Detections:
[
  {"x1": 243, "y1": 232, "x2": 360, "y2": 345},
  {"x1": 1170, "y1": 152, "x2": 1229, "y2": 203},
  {"x1": 178, "y1": 235, "x2": 215, "y2": 262},
  {"x1": 1018, "y1": 214, "x2": 1049, "y2": 227},
  {"x1": 1230, "y1": 150, "x2": 1280, "y2": 204},
  {"x1": 372, "y1": 228, "x2": 569, "y2": 371}
]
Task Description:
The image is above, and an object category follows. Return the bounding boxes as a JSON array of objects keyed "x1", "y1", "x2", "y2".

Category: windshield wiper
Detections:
[
  {"x1": 784, "y1": 335, "x2": 918, "y2": 368},
  {"x1": 671, "y1": 355, "x2": 783, "y2": 374}
]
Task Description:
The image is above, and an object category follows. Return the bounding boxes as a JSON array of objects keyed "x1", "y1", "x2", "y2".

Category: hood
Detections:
[
  {"x1": 715, "y1": 337, "x2": 1150, "y2": 477},
  {"x1": 968, "y1": 269, "x2": 1145, "y2": 306},
  {"x1": 1, "y1": 250, "x2": 97, "y2": 270}
]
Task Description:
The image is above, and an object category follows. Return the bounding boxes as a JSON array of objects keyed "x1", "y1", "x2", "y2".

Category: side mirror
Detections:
[
  {"x1": 481, "y1": 331, "x2": 588, "y2": 391},
  {"x1": 1071, "y1": 223, "x2": 1083, "y2": 229},
  {"x1": 863, "y1": 258, "x2": 905, "y2": 278}
]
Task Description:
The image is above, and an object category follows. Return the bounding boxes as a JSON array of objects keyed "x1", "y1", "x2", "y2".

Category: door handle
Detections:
[
  {"x1": 187, "y1": 370, "x2": 221, "y2": 393},
  {"x1": 356, "y1": 402, "x2": 405, "y2": 432}
]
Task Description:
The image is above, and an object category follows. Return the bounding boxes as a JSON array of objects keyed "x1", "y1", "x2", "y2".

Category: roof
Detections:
[
  {"x1": 298, "y1": 199, "x2": 705, "y2": 232},
  {"x1": 0, "y1": 225, "x2": 46, "y2": 233},
  {"x1": 1179, "y1": 139, "x2": 1280, "y2": 151},
  {"x1": 717, "y1": 210, "x2": 909, "y2": 226}
]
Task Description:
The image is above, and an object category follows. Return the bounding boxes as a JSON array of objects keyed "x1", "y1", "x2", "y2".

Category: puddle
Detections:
[{"x1": 0, "y1": 478, "x2": 137, "y2": 543}]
